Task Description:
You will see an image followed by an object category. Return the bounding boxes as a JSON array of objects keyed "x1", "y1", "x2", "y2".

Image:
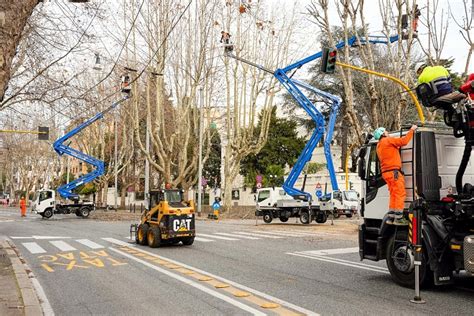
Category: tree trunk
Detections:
[{"x1": 0, "y1": 0, "x2": 39, "y2": 104}]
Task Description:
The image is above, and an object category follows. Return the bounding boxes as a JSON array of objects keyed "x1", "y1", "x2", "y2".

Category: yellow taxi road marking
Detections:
[
  {"x1": 37, "y1": 250, "x2": 127, "y2": 272},
  {"x1": 214, "y1": 283, "x2": 230, "y2": 289},
  {"x1": 198, "y1": 276, "x2": 213, "y2": 281},
  {"x1": 103, "y1": 238, "x2": 318, "y2": 316},
  {"x1": 109, "y1": 248, "x2": 267, "y2": 316},
  {"x1": 233, "y1": 291, "x2": 251, "y2": 298}
]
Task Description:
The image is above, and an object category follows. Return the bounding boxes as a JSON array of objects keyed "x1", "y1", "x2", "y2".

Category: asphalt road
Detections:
[{"x1": 0, "y1": 207, "x2": 473, "y2": 315}]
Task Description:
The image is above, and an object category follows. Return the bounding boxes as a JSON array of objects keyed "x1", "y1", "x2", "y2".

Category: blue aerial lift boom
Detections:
[
  {"x1": 54, "y1": 95, "x2": 130, "y2": 201},
  {"x1": 226, "y1": 34, "x2": 399, "y2": 201},
  {"x1": 32, "y1": 77, "x2": 131, "y2": 219}
]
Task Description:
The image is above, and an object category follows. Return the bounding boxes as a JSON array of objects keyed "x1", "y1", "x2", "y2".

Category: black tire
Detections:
[
  {"x1": 279, "y1": 216, "x2": 289, "y2": 223},
  {"x1": 137, "y1": 223, "x2": 149, "y2": 245},
  {"x1": 43, "y1": 208, "x2": 53, "y2": 219},
  {"x1": 386, "y1": 232, "x2": 433, "y2": 288},
  {"x1": 300, "y1": 211, "x2": 310, "y2": 224},
  {"x1": 346, "y1": 213, "x2": 353, "y2": 218},
  {"x1": 147, "y1": 226, "x2": 161, "y2": 248},
  {"x1": 315, "y1": 211, "x2": 327, "y2": 224},
  {"x1": 181, "y1": 236, "x2": 195, "y2": 246},
  {"x1": 263, "y1": 212, "x2": 273, "y2": 224},
  {"x1": 75, "y1": 211, "x2": 81, "y2": 217},
  {"x1": 80, "y1": 207, "x2": 90, "y2": 218}
]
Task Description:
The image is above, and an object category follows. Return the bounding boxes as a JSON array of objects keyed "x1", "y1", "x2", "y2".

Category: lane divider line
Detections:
[
  {"x1": 294, "y1": 253, "x2": 389, "y2": 272},
  {"x1": 288, "y1": 253, "x2": 389, "y2": 274},
  {"x1": 109, "y1": 247, "x2": 267, "y2": 316},
  {"x1": 103, "y1": 238, "x2": 318, "y2": 316}
]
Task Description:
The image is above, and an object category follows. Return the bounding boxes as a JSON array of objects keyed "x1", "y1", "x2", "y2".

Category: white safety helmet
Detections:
[{"x1": 415, "y1": 62, "x2": 427, "y2": 75}]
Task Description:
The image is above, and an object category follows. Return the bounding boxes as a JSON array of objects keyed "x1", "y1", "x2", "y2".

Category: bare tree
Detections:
[{"x1": 450, "y1": 0, "x2": 474, "y2": 77}]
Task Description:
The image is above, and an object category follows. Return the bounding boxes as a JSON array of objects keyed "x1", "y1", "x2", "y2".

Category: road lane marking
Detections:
[
  {"x1": 104, "y1": 238, "x2": 319, "y2": 316},
  {"x1": 295, "y1": 252, "x2": 389, "y2": 272},
  {"x1": 49, "y1": 241, "x2": 77, "y2": 252},
  {"x1": 198, "y1": 233, "x2": 240, "y2": 241},
  {"x1": 270, "y1": 230, "x2": 327, "y2": 236},
  {"x1": 75, "y1": 239, "x2": 104, "y2": 249},
  {"x1": 288, "y1": 253, "x2": 389, "y2": 274},
  {"x1": 300, "y1": 247, "x2": 360, "y2": 256},
  {"x1": 249, "y1": 231, "x2": 307, "y2": 237},
  {"x1": 233, "y1": 232, "x2": 283, "y2": 239},
  {"x1": 215, "y1": 232, "x2": 260, "y2": 240},
  {"x1": 11, "y1": 236, "x2": 71, "y2": 240},
  {"x1": 194, "y1": 237, "x2": 215, "y2": 242},
  {"x1": 22, "y1": 242, "x2": 47, "y2": 254},
  {"x1": 110, "y1": 248, "x2": 267, "y2": 316}
]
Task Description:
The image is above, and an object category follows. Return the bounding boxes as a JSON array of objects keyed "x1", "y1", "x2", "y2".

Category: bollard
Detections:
[{"x1": 410, "y1": 205, "x2": 426, "y2": 304}]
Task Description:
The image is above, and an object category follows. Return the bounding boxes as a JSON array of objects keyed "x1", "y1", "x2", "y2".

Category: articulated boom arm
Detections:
[
  {"x1": 227, "y1": 34, "x2": 399, "y2": 201},
  {"x1": 54, "y1": 96, "x2": 129, "y2": 200}
]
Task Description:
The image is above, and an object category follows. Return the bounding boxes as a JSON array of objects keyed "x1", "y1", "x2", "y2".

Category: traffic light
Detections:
[
  {"x1": 320, "y1": 48, "x2": 337, "y2": 74},
  {"x1": 38, "y1": 126, "x2": 49, "y2": 140}
]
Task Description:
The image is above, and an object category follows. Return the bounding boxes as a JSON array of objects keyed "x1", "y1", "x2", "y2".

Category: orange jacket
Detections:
[{"x1": 376, "y1": 129, "x2": 414, "y2": 173}]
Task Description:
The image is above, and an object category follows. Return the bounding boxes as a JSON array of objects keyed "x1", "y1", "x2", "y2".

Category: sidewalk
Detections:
[{"x1": 0, "y1": 238, "x2": 43, "y2": 316}]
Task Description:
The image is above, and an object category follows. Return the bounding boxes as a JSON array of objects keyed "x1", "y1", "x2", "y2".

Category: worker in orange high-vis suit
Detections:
[
  {"x1": 19, "y1": 196, "x2": 27, "y2": 217},
  {"x1": 374, "y1": 124, "x2": 418, "y2": 225}
]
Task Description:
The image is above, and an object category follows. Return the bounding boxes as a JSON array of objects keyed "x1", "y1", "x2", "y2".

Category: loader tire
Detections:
[
  {"x1": 181, "y1": 236, "x2": 195, "y2": 246},
  {"x1": 137, "y1": 223, "x2": 149, "y2": 245},
  {"x1": 80, "y1": 207, "x2": 90, "y2": 218},
  {"x1": 147, "y1": 226, "x2": 161, "y2": 248}
]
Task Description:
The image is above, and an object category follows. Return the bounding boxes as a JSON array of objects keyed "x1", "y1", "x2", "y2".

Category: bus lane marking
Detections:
[{"x1": 37, "y1": 249, "x2": 127, "y2": 272}]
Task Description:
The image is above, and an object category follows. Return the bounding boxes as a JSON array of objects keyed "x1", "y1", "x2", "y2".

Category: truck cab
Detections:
[
  {"x1": 32, "y1": 190, "x2": 55, "y2": 218},
  {"x1": 358, "y1": 128, "x2": 474, "y2": 287},
  {"x1": 321, "y1": 190, "x2": 359, "y2": 218}
]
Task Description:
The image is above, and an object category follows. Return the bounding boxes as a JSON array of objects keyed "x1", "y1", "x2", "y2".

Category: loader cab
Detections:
[{"x1": 149, "y1": 189, "x2": 185, "y2": 209}]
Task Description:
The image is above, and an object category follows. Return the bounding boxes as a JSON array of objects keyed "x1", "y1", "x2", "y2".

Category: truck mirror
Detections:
[{"x1": 358, "y1": 158, "x2": 366, "y2": 180}]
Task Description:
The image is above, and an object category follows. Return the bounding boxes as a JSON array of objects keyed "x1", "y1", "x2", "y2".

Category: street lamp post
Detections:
[
  {"x1": 114, "y1": 119, "x2": 118, "y2": 211},
  {"x1": 197, "y1": 88, "x2": 204, "y2": 217}
]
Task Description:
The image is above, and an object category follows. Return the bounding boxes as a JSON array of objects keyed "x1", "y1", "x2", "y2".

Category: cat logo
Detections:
[{"x1": 173, "y1": 219, "x2": 192, "y2": 232}]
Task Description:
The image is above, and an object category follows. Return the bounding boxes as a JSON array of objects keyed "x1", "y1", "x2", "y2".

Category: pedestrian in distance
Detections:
[
  {"x1": 19, "y1": 196, "x2": 27, "y2": 217},
  {"x1": 373, "y1": 124, "x2": 418, "y2": 225}
]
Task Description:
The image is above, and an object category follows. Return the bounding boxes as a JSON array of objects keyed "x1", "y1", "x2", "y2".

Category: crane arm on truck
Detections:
[
  {"x1": 53, "y1": 95, "x2": 130, "y2": 201},
  {"x1": 227, "y1": 34, "x2": 400, "y2": 201}
]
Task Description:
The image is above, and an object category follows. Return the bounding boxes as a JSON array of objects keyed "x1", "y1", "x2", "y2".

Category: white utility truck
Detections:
[
  {"x1": 32, "y1": 189, "x2": 94, "y2": 219},
  {"x1": 255, "y1": 187, "x2": 329, "y2": 224},
  {"x1": 319, "y1": 190, "x2": 360, "y2": 218}
]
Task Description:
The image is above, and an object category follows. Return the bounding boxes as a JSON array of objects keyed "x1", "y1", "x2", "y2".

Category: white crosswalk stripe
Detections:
[
  {"x1": 75, "y1": 239, "x2": 104, "y2": 249},
  {"x1": 270, "y1": 230, "x2": 320, "y2": 236},
  {"x1": 233, "y1": 231, "x2": 283, "y2": 239},
  {"x1": 50, "y1": 240, "x2": 77, "y2": 252},
  {"x1": 214, "y1": 232, "x2": 260, "y2": 240},
  {"x1": 22, "y1": 242, "x2": 47, "y2": 254},
  {"x1": 249, "y1": 230, "x2": 310, "y2": 238},
  {"x1": 194, "y1": 237, "x2": 215, "y2": 242},
  {"x1": 198, "y1": 233, "x2": 240, "y2": 241}
]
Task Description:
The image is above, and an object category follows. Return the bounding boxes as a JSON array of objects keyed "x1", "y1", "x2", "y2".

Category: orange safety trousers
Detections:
[{"x1": 382, "y1": 170, "x2": 406, "y2": 211}]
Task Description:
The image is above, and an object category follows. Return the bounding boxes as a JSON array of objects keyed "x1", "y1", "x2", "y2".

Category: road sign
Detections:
[
  {"x1": 256, "y1": 183, "x2": 262, "y2": 189},
  {"x1": 316, "y1": 190, "x2": 323, "y2": 198},
  {"x1": 316, "y1": 182, "x2": 321, "y2": 189},
  {"x1": 256, "y1": 175, "x2": 263, "y2": 183},
  {"x1": 212, "y1": 201, "x2": 221, "y2": 210}
]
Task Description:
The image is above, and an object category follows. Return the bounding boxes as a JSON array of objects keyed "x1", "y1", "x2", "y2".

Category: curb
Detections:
[{"x1": 1, "y1": 239, "x2": 49, "y2": 316}]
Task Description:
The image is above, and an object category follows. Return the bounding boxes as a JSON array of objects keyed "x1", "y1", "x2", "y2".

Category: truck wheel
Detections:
[
  {"x1": 300, "y1": 211, "x2": 310, "y2": 224},
  {"x1": 333, "y1": 210, "x2": 340, "y2": 219},
  {"x1": 147, "y1": 226, "x2": 161, "y2": 248},
  {"x1": 80, "y1": 207, "x2": 90, "y2": 218},
  {"x1": 315, "y1": 211, "x2": 327, "y2": 224},
  {"x1": 137, "y1": 223, "x2": 149, "y2": 245},
  {"x1": 263, "y1": 212, "x2": 273, "y2": 224},
  {"x1": 279, "y1": 216, "x2": 289, "y2": 223},
  {"x1": 181, "y1": 236, "x2": 195, "y2": 246},
  {"x1": 346, "y1": 213, "x2": 353, "y2": 218},
  {"x1": 75, "y1": 211, "x2": 81, "y2": 217},
  {"x1": 386, "y1": 232, "x2": 432, "y2": 288},
  {"x1": 43, "y1": 209, "x2": 53, "y2": 219}
]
